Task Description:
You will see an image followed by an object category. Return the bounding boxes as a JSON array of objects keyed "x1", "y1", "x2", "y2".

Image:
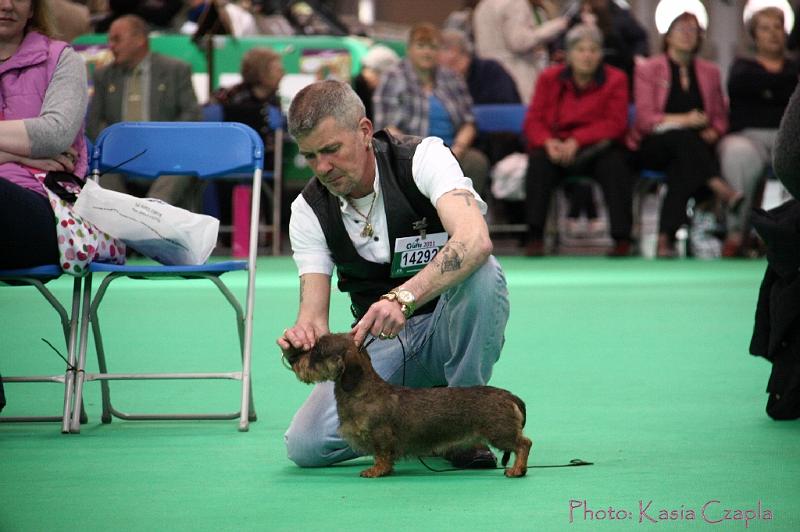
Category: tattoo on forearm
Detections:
[
  {"x1": 299, "y1": 277, "x2": 305, "y2": 304},
  {"x1": 452, "y1": 191, "x2": 473, "y2": 207},
  {"x1": 437, "y1": 240, "x2": 466, "y2": 273}
]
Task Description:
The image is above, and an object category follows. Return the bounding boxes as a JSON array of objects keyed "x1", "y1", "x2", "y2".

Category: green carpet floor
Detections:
[{"x1": 1, "y1": 257, "x2": 797, "y2": 531}]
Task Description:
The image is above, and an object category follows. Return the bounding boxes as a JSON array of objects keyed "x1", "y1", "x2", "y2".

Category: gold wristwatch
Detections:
[{"x1": 380, "y1": 288, "x2": 417, "y2": 318}]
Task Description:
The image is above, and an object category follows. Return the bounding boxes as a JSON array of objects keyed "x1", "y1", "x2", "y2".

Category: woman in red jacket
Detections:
[
  {"x1": 629, "y1": 12, "x2": 741, "y2": 258},
  {"x1": 522, "y1": 23, "x2": 633, "y2": 257}
]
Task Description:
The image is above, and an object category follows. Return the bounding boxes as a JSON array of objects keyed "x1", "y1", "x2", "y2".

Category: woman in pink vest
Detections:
[
  {"x1": 0, "y1": 0, "x2": 88, "y2": 268},
  {"x1": 629, "y1": 12, "x2": 741, "y2": 258}
]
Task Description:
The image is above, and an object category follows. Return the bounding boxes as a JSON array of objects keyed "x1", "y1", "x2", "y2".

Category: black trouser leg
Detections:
[
  {"x1": 591, "y1": 146, "x2": 633, "y2": 242},
  {"x1": 0, "y1": 178, "x2": 59, "y2": 269},
  {"x1": 525, "y1": 148, "x2": 562, "y2": 240}
]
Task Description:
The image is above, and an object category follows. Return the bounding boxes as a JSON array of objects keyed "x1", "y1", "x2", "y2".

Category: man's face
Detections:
[
  {"x1": 108, "y1": 19, "x2": 147, "y2": 68},
  {"x1": 297, "y1": 116, "x2": 374, "y2": 198}
]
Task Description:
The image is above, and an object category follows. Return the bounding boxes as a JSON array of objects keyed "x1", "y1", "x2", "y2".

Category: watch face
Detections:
[{"x1": 396, "y1": 290, "x2": 415, "y2": 306}]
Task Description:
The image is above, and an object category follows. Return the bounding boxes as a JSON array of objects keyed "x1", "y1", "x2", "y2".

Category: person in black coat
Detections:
[{"x1": 750, "y1": 80, "x2": 800, "y2": 419}]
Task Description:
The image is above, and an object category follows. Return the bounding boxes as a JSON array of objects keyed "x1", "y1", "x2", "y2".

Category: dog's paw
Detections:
[
  {"x1": 504, "y1": 466, "x2": 527, "y2": 478},
  {"x1": 360, "y1": 466, "x2": 393, "y2": 478}
]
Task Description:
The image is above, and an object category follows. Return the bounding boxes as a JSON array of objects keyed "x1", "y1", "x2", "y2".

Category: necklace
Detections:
[{"x1": 348, "y1": 192, "x2": 377, "y2": 238}]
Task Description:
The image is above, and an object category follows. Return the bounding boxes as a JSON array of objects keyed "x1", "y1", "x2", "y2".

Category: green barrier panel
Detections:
[
  {"x1": 74, "y1": 34, "x2": 405, "y2": 182},
  {"x1": 73, "y1": 33, "x2": 390, "y2": 87}
]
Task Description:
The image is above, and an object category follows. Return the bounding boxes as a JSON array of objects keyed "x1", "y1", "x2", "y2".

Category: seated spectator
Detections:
[
  {"x1": 353, "y1": 44, "x2": 401, "y2": 121},
  {"x1": 718, "y1": 6, "x2": 799, "y2": 257},
  {"x1": 0, "y1": 0, "x2": 89, "y2": 270},
  {"x1": 211, "y1": 47, "x2": 284, "y2": 238},
  {"x1": 521, "y1": 24, "x2": 633, "y2": 257},
  {"x1": 373, "y1": 22, "x2": 489, "y2": 195},
  {"x1": 629, "y1": 12, "x2": 741, "y2": 258},
  {"x1": 556, "y1": 1, "x2": 648, "y2": 238},
  {"x1": 87, "y1": 15, "x2": 203, "y2": 211}
]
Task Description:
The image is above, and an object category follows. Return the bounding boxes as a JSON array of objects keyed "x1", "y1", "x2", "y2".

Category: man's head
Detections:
[
  {"x1": 288, "y1": 80, "x2": 375, "y2": 198},
  {"x1": 108, "y1": 14, "x2": 149, "y2": 69},
  {"x1": 241, "y1": 47, "x2": 284, "y2": 94},
  {"x1": 437, "y1": 29, "x2": 472, "y2": 77}
]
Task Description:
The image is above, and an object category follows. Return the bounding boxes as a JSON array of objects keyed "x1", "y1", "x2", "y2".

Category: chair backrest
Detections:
[
  {"x1": 91, "y1": 122, "x2": 264, "y2": 180},
  {"x1": 472, "y1": 104, "x2": 527, "y2": 134},
  {"x1": 201, "y1": 103, "x2": 224, "y2": 122}
]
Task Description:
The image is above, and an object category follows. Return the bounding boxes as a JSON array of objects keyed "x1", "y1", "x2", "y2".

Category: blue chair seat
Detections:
[{"x1": 88, "y1": 260, "x2": 247, "y2": 275}]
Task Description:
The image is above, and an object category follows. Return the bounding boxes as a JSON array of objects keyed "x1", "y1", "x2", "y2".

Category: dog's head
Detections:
[{"x1": 285, "y1": 333, "x2": 360, "y2": 387}]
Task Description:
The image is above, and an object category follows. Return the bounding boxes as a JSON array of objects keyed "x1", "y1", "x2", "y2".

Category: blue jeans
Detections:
[{"x1": 284, "y1": 255, "x2": 510, "y2": 467}]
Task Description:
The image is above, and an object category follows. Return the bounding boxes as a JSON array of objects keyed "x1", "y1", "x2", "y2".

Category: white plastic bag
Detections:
[
  {"x1": 490, "y1": 152, "x2": 528, "y2": 201},
  {"x1": 73, "y1": 180, "x2": 219, "y2": 265}
]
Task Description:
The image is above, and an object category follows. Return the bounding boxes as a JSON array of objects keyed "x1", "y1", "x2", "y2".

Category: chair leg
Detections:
[
  {"x1": 70, "y1": 274, "x2": 93, "y2": 433},
  {"x1": 61, "y1": 277, "x2": 82, "y2": 433}
]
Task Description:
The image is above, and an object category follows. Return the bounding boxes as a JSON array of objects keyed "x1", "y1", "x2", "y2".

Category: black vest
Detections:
[{"x1": 302, "y1": 130, "x2": 445, "y2": 319}]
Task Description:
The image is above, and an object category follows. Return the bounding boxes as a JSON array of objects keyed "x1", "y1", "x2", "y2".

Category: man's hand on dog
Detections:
[
  {"x1": 278, "y1": 323, "x2": 326, "y2": 354},
  {"x1": 351, "y1": 299, "x2": 406, "y2": 347}
]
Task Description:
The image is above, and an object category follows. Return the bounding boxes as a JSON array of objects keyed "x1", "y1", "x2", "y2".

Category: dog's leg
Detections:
[
  {"x1": 504, "y1": 436, "x2": 532, "y2": 478},
  {"x1": 360, "y1": 454, "x2": 395, "y2": 478}
]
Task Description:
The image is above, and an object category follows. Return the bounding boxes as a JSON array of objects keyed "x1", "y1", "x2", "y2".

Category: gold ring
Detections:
[{"x1": 379, "y1": 332, "x2": 389, "y2": 340}]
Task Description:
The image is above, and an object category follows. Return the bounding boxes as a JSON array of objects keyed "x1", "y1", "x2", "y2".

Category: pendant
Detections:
[{"x1": 361, "y1": 223, "x2": 374, "y2": 238}]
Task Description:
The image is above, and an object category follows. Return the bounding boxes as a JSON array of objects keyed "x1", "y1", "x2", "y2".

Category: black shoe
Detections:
[{"x1": 444, "y1": 445, "x2": 498, "y2": 469}]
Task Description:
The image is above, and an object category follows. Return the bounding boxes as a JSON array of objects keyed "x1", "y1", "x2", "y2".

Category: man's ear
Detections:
[{"x1": 358, "y1": 117, "x2": 373, "y2": 147}]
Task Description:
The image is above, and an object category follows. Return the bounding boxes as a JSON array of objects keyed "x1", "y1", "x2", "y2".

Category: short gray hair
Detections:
[
  {"x1": 287, "y1": 80, "x2": 366, "y2": 139},
  {"x1": 440, "y1": 28, "x2": 473, "y2": 55},
  {"x1": 565, "y1": 24, "x2": 603, "y2": 51}
]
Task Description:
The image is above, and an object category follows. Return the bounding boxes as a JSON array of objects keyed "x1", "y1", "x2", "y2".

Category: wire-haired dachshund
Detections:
[{"x1": 284, "y1": 333, "x2": 532, "y2": 478}]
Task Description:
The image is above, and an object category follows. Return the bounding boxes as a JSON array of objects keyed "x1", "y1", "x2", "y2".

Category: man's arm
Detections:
[
  {"x1": 277, "y1": 273, "x2": 332, "y2": 353},
  {"x1": 351, "y1": 188, "x2": 491, "y2": 345}
]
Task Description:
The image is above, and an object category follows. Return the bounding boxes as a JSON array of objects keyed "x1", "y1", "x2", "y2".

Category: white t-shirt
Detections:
[{"x1": 290, "y1": 136, "x2": 487, "y2": 276}]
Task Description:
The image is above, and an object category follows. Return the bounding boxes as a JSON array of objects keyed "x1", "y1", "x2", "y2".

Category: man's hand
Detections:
[
  {"x1": 351, "y1": 298, "x2": 406, "y2": 347},
  {"x1": 277, "y1": 323, "x2": 327, "y2": 355}
]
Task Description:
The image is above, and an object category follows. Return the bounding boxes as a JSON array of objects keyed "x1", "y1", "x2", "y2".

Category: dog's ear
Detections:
[{"x1": 340, "y1": 362, "x2": 363, "y2": 392}]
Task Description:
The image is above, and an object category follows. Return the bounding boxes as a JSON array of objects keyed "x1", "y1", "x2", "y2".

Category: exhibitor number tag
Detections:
[{"x1": 390, "y1": 232, "x2": 448, "y2": 277}]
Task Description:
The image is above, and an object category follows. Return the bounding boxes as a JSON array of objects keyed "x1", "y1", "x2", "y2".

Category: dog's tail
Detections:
[{"x1": 511, "y1": 394, "x2": 527, "y2": 427}]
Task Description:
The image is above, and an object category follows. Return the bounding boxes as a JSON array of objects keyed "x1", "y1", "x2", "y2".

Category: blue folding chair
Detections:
[
  {"x1": 472, "y1": 103, "x2": 526, "y2": 135},
  {"x1": 472, "y1": 104, "x2": 528, "y2": 235},
  {"x1": 0, "y1": 266, "x2": 83, "y2": 433},
  {"x1": 70, "y1": 122, "x2": 264, "y2": 432}
]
